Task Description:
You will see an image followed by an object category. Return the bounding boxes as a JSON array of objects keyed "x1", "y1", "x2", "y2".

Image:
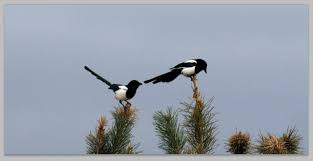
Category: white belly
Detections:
[
  {"x1": 181, "y1": 66, "x2": 195, "y2": 77},
  {"x1": 114, "y1": 88, "x2": 127, "y2": 101}
]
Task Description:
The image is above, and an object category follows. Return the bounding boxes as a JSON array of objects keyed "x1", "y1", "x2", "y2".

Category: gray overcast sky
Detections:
[{"x1": 4, "y1": 5, "x2": 308, "y2": 154}]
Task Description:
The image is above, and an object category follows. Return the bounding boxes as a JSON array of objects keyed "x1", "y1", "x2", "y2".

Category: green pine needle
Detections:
[
  {"x1": 181, "y1": 96, "x2": 218, "y2": 154},
  {"x1": 153, "y1": 108, "x2": 186, "y2": 154},
  {"x1": 85, "y1": 107, "x2": 139, "y2": 154},
  {"x1": 280, "y1": 127, "x2": 302, "y2": 154}
]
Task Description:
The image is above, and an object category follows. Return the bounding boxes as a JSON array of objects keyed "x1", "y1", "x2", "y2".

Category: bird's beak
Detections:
[
  {"x1": 139, "y1": 82, "x2": 143, "y2": 86},
  {"x1": 204, "y1": 68, "x2": 207, "y2": 73}
]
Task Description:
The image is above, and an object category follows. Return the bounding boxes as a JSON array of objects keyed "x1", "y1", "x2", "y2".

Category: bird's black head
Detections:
[
  {"x1": 196, "y1": 59, "x2": 207, "y2": 73},
  {"x1": 127, "y1": 80, "x2": 143, "y2": 89}
]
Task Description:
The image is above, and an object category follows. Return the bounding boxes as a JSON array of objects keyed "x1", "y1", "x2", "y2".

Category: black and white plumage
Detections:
[
  {"x1": 84, "y1": 66, "x2": 142, "y2": 107},
  {"x1": 144, "y1": 59, "x2": 207, "y2": 84}
]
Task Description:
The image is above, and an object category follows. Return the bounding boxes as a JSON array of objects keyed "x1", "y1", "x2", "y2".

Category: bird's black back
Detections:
[
  {"x1": 144, "y1": 59, "x2": 208, "y2": 84},
  {"x1": 170, "y1": 62, "x2": 197, "y2": 69}
]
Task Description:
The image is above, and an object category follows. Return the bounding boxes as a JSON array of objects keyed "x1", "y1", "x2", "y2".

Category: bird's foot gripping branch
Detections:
[{"x1": 122, "y1": 101, "x2": 132, "y2": 112}]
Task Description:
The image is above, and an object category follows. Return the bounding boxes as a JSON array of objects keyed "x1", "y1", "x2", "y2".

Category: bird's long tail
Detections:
[
  {"x1": 84, "y1": 66, "x2": 112, "y2": 86},
  {"x1": 144, "y1": 68, "x2": 182, "y2": 84}
]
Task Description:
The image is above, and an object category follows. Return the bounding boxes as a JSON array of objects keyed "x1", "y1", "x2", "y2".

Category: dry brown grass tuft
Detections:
[
  {"x1": 256, "y1": 134, "x2": 287, "y2": 154},
  {"x1": 226, "y1": 131, "x2": 251, "y2": 154}
]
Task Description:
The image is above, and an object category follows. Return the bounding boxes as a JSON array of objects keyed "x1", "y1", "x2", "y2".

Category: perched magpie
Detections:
[
  {"x1": 144, "y1": 59, "x2": 207, "y2": 84},
  {"x1": 84, "y1": 66, "x2": 142, "y2": 107}
]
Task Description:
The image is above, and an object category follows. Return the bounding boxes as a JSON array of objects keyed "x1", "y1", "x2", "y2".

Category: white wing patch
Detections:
[
  {"x1": 185, "y1": 60, "x2": 197, "y2": 63},
  {"x1": 118, "y1": 86, "x2": 128, "y2": 90}
]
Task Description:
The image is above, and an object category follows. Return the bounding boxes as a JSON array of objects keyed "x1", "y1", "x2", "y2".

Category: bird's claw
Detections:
[{"x1": 122, "y1": 101, "x2": 132, "y2": 112}]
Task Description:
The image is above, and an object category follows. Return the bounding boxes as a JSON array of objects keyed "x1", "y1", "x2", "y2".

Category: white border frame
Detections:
[{"x1": 0, "y1": 0, "x2": 311, "y2": 161}]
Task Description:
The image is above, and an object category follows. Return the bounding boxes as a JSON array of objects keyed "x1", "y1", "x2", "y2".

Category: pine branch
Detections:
[
  {"x1": 85, "y1": 107, "x2": 140, "y2": 154},
  {"x1": 125, "y1": 143, "x2": 142, "y2": 154},
  {"x1": 153, "y1": 108, "x2": 186, "y2": 154},
  {"x1": 181, "y1": 96, "x2": 218, "y2": 154},
  {"x1": 86, "y1": 116, "x2": 109, "y2": 154},
  {"x1": 182, "y1": 145, "x2": 196, "y2": 154},
  {"x1": 180, "y1": 76, "x2": 217, "y2": 154},
  {"x1": 106, "y1": 107, "x2": 137, "y2": 154}
]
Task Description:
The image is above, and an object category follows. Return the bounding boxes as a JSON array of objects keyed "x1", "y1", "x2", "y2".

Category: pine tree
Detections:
[
  {"x1": 153, "y1": 108, "x2": 186, "y2": 154},
  {"x1": 86, "y1": 116, "x2": 109, "y2": 154},
  {"x1": 86, "y1": 107, "x2": 139, "y2": 154},
  {"x1": 106, "y1": 107, "x2": 137, "y2": 154},
  {"x1": 182, "y1": 76, "x2": 217, "y2": 154},
  {"x1": 153, "y1": 75, "x2": 217, "y2": 154},
  {"x1": 181, "y1": 96, "x2": 217, "y2": 154}
]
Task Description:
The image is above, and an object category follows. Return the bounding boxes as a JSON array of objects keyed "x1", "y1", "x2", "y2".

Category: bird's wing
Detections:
[
  {"x1": 170, "y1": 61, "x2": 197, "y2": 69},
  {"x1": 144, "y1": 68, "x2": 182, "y2": 84},
  {"x1": 84, "y1": 66, "x2": 112, "y2": 86}
]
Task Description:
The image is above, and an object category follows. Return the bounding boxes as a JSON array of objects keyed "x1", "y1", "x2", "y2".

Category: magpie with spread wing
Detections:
[
  {"x1": 84, "y1": 66, "x2": 142, "y2": 107},
  {"x1": 144, "y1": 59, "x2": 207, "y2": 84}
]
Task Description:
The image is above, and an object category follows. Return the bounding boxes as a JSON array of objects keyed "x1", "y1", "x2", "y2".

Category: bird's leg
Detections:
[
  {"x1": 190, "y1": 75, "x2": 194, "y2": 81},
  {"x1": 125, "y1": 100, "x2": 132, "y2": 107},
  {"x1": 122, "y1": 101, "x2": 131, "y2": 112},
  {"x1": 119, "y1": 100, "x2": 126, "y2": 108}
]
